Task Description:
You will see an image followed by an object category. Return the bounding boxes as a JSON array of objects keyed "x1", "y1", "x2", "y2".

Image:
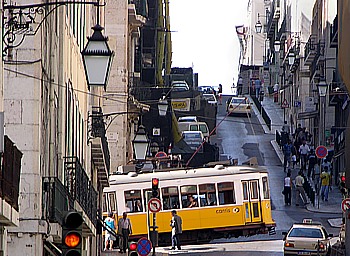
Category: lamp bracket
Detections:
[{"x1": 3, "y1": 1, "x2": 104, "y2": 56}]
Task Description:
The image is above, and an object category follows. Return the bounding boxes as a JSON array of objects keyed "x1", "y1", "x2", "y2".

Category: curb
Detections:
[{"x1": 271, "y1": 140, "x2": 283, "y2": 164}]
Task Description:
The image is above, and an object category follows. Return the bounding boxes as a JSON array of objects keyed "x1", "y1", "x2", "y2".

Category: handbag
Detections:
[{"x1": 282, "y1": 188, "x2": 286, "y2": 195}]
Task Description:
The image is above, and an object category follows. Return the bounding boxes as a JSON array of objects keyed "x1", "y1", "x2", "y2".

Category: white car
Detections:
[
  {"x1": 181, "y1": 131, "x2": 204, "y2": 151},
  {"x1": 203, "y1": 93, "x2": 217, "y2": 105},
  {"x1": 171, "y1": 80, "x2": 190, "y2": 92},
  {"x1": 226, "y1": 96, "x2": 252, "y2": 117},
  {"x1": 282, "y1": 219, "x2": 333, "y2": 256},
  {"x1": 178, "y1": 116, "x2": 198, "y2": 122}
]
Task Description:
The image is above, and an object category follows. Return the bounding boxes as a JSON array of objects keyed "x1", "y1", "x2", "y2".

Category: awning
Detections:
[{"x1": 297, "y1": 110, "x2": 318, "y2": 120}]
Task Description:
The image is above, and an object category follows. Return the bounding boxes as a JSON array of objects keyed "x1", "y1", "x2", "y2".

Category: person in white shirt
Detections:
[
  {"x1": 283, "y1": 171, "x2": 292, "y2": 205},
  {"x1": 299, "y1": 140, "x2": 310, "y2": 171},
  {"x1": 295, "y1": 171, "x2": 308, "y2": 206},
  {"x1": 117, "y1": 212, "x2": 132, "y2": 253}
]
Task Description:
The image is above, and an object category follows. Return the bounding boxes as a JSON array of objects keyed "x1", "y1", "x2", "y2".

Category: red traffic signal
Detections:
[
  {"x1": 62, "y1": 211, "x2": 83, "y2": 256},
  {"x1": 151, "y1": 178, "x2": 159, "y2": 198},
  {"x1": 128, "y1": 242, "x2": 138, "y2": 256},
  {"x1": 341, "y1": 176, "x2": 346, "y2": 183}
]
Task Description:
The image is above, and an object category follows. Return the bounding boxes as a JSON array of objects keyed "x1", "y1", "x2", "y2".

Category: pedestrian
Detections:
[
  {"x1": 282, "y1": 121, "x2": 291, "y2": 135},
  {"x1": 237, "y1": 76, "x2": 243, "y2": 95},
  {"x1": 170, "y1": 210, "x2": 182, "y2": 250},
  {"x1": 273, "y1": 83, "x2": 279, "y2": 102},
  {"x1": 254, "y1": 78, "x2": 262, "y2": 98},
  {"x1": 104, "y1": 212, "x2": 116, "y2": 251},
  {"x1": 313, "y1": 161, "x2": 321, "y2": 193},
  {"x1": 117, "y1": 212, "x2": 132, "y2": 253},
  {"x1": 299, "y1": 140, "x2": 310, "y2": 172},
  {"x1": 307, "y1": 149, "x2": 317, "y2": 178},
  {"x1": 283, "y1": 140, "x2": 293, "y2": 172},
  {"x1": 295, "y1": 171, "x2": 308, "y2": 206},
  {"x1": 293, "y1": 123, "x2": 303, "y2": 140},
  {"x1": 187, "y1": 195, "x2": 198, "y2": 208},
  {"x1": 283, "y1": 171, "x2": 292, "y2": 205},
  {"x1": 291, "y1": 154, "x2": 297, "y2": 169},
  {"x1": 320, "y1": 166, "x2": 330, "y2": 201}
]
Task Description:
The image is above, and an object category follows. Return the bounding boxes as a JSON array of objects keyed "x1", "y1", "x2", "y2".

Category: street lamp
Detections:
[
  {"x1": 158, "y1": 98, "x2": 168, "y2": 116},
  {"x1": 317, "y1": 81, "x2": 328, "y2": 147},
  {"x1": 288, "y1": 52, "x2": 295, "y2": 65},
  {"x1": 81, "y1": 24, "x2": 114, "y2": 90},
  {"x1": 133, "y1": 125, "x2": 150, "y2": 160},
  {"x1": 274, "y1": 40, "x2": 281, "y2": 52},
  {"x1": 255, "y1": 20, "x2": 263, "y2": 34}
]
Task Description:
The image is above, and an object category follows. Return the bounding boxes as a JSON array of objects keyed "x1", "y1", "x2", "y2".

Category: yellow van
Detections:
[{"x1": 178, "y1": 121, "x2": 210, "y2": 138}]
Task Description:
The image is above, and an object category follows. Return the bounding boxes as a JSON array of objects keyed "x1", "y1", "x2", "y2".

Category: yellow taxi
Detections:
[{"x1": 282, "y1": 219, "x2": 333, "y2": 256}]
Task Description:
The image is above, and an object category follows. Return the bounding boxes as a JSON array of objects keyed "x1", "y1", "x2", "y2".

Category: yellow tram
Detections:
[{"x1": 103, "y1": 165, "x2": 276, "y2": 244}]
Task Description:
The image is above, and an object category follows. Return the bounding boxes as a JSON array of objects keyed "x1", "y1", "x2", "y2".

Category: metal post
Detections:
[
  {"x1": 319, "y1": 95, "x2": 325, "y2": 147},
  {"x1": 346, "y1": 209, "x2": 350, "y2": 256},
  {"x1": 152, "y1": 213, "x2": 156, "y2": 256},
  {"x1": 283, "y1": 108, "x2": 286, "y2": 123}
]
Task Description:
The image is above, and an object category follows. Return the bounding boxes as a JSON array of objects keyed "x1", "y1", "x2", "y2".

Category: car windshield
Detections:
[
  {"x1": 289, "y1": 228, "x2": 324, "y2": 238},
  {"x1": 231, "y1": 98, "x2": 248, "y2": 104}
]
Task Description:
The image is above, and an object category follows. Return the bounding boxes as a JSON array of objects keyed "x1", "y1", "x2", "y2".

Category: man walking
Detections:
[
  {"x1": 254, "y1": 78, "x2": 262, "y2": 98},
  {"x1": 320, "y1": 166, "x2": 330, "y2": 201},
  {"x1": 283, "y1": 140, "x2": 293, "y2": 172},
  {"x1": 117, "y1": 212, "x2": 132, "y2": 253},
  {"x1": 170, "y1": 210, "x2": 182, "y2": 250},
  {"x1": 295, "y1": 171, "x2": 308, "y2": 206},
  {"x1": 307, "y1": 149, "x2": 317, "y2": 178},
  {"x1": 283, "y1": 171, "x2": 292, "y2": 205},
  {"x1": 299, "y1": 140, "x2": 310, "y2": 172}
]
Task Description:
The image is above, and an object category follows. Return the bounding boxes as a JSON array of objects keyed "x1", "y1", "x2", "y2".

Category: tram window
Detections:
[
  {"x1": 218, "y1": 182, "x2": 236, "y2": 205},
  {"x1": 180, "y1": 185, "x2": 198, "y2": 208},
  {"x1": 162, "y1": 187, "x2": 180, "y2": 210},
  {"x1": 102, "y1": 193, "x2": 108, "y2": 213},
  {"x1": 109, "y1": 192, "x2": 117, "y2": 213},
  {"x1": 262, "y1": 177, "x2": 270, "y2": 199},
  {"x1": 124, "y1": 190, "x2": 143, "y2": 213},
  {"x1": 199, "y1": 184, "x2": 217, "y2": 206},
  {"x1": 242, "y1": 182, "x2": 248, "y2": 200},
  {"x1": 250, "y1": 181, "x2": 259, "y2": 200}
]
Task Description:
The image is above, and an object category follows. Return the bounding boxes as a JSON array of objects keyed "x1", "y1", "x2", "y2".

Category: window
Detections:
[
  {"x1": 218, "y1": 182, "x2": 236, "y2": 205},
  {"x1": 199, "y1": 184, "x2": 217, "y2": 206},
  {"x1": 109, "y1": 192, "x2": 117, "y2": 213},
  {"x1": 162, "y1": 187, "x2": 180, "y2": 210},
  {"x1": 124, "y1": 190, "x2": 143, "y2": 213},
  {"x1": 180, "y1": 185, "x2": 198, "y2": 208},
  {"x1": 102, "y1": 193, "x2": 108, "y2": 213},
  {"x1": 250, "y1": 181, "x2": 259, "y2": 200},
  {"x1": 289, "y1": 228, "x2": 323, "y2": 238},
  {"x1": 242, "y1": 182, "x2": 248, "y2": 200},
  {"x1": 262, "y1": 177, "x2": 270, "y2": 199}
]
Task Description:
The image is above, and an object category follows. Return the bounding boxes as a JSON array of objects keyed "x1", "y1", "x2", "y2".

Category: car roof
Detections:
[{"x1": 290, "y1": 223, "x2": 324, "y2": 229}]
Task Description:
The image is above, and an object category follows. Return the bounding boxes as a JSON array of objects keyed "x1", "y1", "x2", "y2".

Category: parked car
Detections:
[
  {"x1": 171, "y1": 80, "x2": 190, "y2": 92},
  {"x1": 226, "y1": 96, "x2": 252, "y2": 117},
  {"x1": 178, "y1": 121, "x2": 210, "y2": 138},
  {"x1": 178, "y1": 116, "x2": 198, "y2": 122},
  {"x1": 181, "y1": 131, "x2": 204, "y2": 151},
  {"x1": 203, "y1": 93, "x2": 217, "y2": 105},
  {"x1": 282, "y1": 219, "x2": 333, "y2": 256}
]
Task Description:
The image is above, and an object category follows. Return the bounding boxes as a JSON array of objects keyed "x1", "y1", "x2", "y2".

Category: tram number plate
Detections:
[{"x1": 297, "y1": 252, "x2": 310, "y2": 255}]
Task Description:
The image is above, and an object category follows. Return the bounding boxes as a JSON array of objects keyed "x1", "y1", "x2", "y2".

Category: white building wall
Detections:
[{"x1": 104, "y1": 0, "x2": 129, "y2": 172}]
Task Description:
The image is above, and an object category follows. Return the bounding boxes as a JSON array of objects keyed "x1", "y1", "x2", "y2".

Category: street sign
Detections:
[
  {"x1": 281, "y1": 99, "x2": 289, "y2": 108},
  {"x1": 155, "y1": 151, "x2": 167, "y2": 158},
  {"x1": 341, "y1": 198, "x2": 350, "y2": 213},
  {"x1": 315, "y1": 145, "x2": 328, "y2": 158},
  {"x1": 148, "y1": 198, "x2": 162, "y2": 213},
  {"x1": 137, "y1": 237, "x2": 152, "y2": 256}
]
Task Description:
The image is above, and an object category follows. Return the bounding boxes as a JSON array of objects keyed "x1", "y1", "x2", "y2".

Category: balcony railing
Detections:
[
  {"x1": 266, "y1": 0, "x2": 280, "y2": 39},
  {"x1": 42, "y1": 176, "x2": 74, "y2": 225},
  {"x1": 64, "y1": 157, "x2": 97, "y2": 227},
  {"x1": 0, "y1": 135, "x2": 22, "y2": 211},
  {"x1": 129, "y1": 0, "x2": 148, "y2": 17},
  {"x1": 90, "y1": 107, "x2": 110, "y2": 186},
  {"x1": 330, "y1": 15, "x2": 338, "y2": 48},
  {"x1": 304, "y1": 35, "x2": 317, "y2": 65}
]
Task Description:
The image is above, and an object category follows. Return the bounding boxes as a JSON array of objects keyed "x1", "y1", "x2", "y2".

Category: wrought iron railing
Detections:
[
  {"x1": 0, "y1": 135, "x2": 22, "y2": 211},
  {"x1": 304, "y1": 35, "x2": 317, "y2": 61},
  {"x1": 64, "y1": 156, "x2": 98, "y2": 227},
  {"x1": 330, "y1": 14, "x2": 338, "y2": 45},
  {"x1": 42, "y1": 176, "x2": 74, "y2": 225},
  {"x1": 129, "y1": 0, "x2": 148, "y2": 17},
  {"x1": 251, "y1": 96, "x2": 272, "y2": 131}
]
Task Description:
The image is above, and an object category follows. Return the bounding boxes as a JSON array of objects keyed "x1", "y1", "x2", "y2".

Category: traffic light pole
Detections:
[{"x1": 152, "y1": 213, "x2": 156, "y2": 256}]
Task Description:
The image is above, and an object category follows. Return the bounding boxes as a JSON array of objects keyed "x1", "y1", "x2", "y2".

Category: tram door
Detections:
[{"x1": 242, "y1": 180, "x2": 262, "y2": 223}]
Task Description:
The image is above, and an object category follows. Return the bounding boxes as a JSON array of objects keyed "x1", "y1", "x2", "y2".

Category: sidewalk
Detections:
[{"x1": 256, "y1": 95, "x2": 343, "y2": 227}]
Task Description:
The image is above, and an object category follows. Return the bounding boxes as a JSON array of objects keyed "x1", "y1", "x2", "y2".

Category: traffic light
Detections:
[
  {"x1": 128, "y1": 242, "x2": 138, "y2": 256},
  {"x1": 62, "y1": 211, "x2": 83, "y2": 256},
  {"x1": 151, "y1": 178, "x2": 159, "y2": 198}
]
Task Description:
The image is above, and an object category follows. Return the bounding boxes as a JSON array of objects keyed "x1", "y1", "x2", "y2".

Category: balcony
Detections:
[
  {"x1": 64, "y1": 157, "x2": 98, "y2": 231},
  {"x1": 330, "y1": 15, "x2": 338, "y2": 48},
  {"x1": 128, "y1": 0, "x2": 147, "y2": 27},
  {"x1": 304, "y1": 35, "x2": 318, "y2": 66},
  {"x1": 90, "y1": 107, "x2": 110, "y2": 187},
  {"x1": 0, "y1": 135, "x2": 22, "y2": 226},
  {"x1": 266, "y1": 0, "x2": 280, "y2": 39}
]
